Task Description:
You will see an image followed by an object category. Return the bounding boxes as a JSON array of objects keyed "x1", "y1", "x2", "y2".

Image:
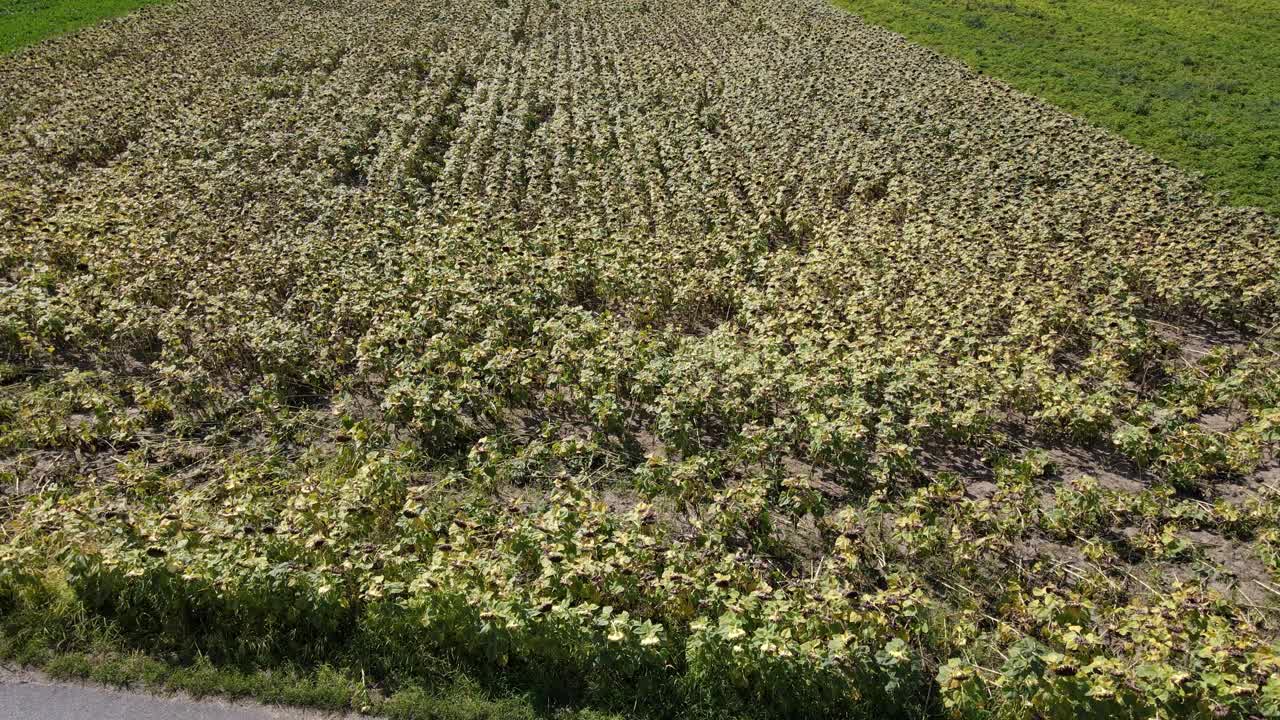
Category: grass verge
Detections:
[
  {"x1": 831, "y1": 0, "x2": 1280, "y2": 214},
  {"x1": 0, "y1": 0, "x2": 168, "y2": 54},
  {"x1": 0, "y1": 570, "x2": 623, "y2": 720}
]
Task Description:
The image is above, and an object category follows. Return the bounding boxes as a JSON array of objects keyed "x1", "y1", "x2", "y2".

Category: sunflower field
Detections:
[{"x1": 1, "y1": 0, "x2": 1278, "y2": 718}]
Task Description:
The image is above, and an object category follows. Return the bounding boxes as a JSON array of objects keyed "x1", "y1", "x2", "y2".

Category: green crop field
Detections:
[
  {"x1": 1, "y1": 1, "x2": 1278, "y2": 719},
  {"x1": 833, "y1": 0, "x2": 1280, "y2": 214},
  {"x1": 0, "y1": 0, "x2": 165, "y2": 54}
]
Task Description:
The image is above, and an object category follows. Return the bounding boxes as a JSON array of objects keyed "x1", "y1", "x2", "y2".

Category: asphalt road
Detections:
[{"x1": 0, "y1": 668, "x2": 351, "y2": 720}]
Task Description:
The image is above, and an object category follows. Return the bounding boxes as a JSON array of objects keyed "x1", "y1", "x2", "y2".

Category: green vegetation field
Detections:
[
  {"x1": 0, "y1": 0, "x2": 165, "y2": 54},
  {"x1": 833, "y1": 0, "x2": 1280, "y2": 214},
  {"x1": 1, "y1": 0, "x2": 1279, "y2": 719}
]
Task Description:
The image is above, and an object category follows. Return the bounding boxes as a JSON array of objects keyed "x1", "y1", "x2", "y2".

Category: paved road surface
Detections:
[{"x1": 0, "y1": 667, "x2": 352, "y2": 720}]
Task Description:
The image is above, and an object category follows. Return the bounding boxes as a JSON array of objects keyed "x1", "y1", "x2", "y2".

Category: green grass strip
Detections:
[
  {"x1": 832, "y1": 0, "x2": 1280, "y2": 214},
  {"x1": 0, "y1": 0, "x2": 168, "y2": 54}
]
